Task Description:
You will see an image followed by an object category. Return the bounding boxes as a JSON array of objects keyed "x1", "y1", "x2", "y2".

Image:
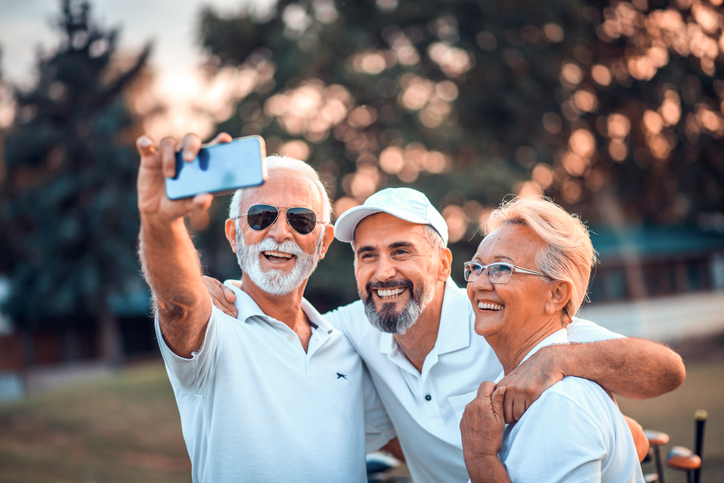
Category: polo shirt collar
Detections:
[
  {"x1": 434, "y1": 278, "x2": 472, "y2": 355},
  {"x1": 378, "y1": 277, "x2": 471, "y2": 356},
  {"x1": 229, "y1": 282, "x2": 334, "y2": 335}
]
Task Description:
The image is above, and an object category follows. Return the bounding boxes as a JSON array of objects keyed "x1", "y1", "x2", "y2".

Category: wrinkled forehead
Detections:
[
  {"x1": 475, "y1": 224, "x2": 543, "y2": 261},
  {"x1": 242, "y1": 169, "x2": 321, "y2": 211},
  {"x1": 353, "y1": 212, "x2": 431, "y2": 246}
]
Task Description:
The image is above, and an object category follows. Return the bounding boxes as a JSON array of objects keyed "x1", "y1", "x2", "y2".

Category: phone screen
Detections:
[{"x1": 165, "y1": 135, "x2": 267, "y2": 200}]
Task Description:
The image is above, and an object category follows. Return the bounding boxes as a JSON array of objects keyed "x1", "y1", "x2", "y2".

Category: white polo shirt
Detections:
[
  {"x1": 496, "y1": 330, "x2": 645, "y2": 482},
  {"x1": 325, "y1": 279, "x2": 622, "y2": 483},
  {"x1": 156, "y1": 286, "x2": 394, "y2": 483}
]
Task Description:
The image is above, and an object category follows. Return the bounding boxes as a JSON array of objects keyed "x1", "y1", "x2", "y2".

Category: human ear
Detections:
[
  {"x1": 318, "y1": 224, "x2": 336, "y2": 259},
  {"x1": 544, "y1": 280, "x2": 572, "y2": 315},
  {"x1": 438, "y1": 247, "x2": 453, "y2": 281},
  {"x1": 225, "y1": 218, "x2": 238, "y2": 253}
]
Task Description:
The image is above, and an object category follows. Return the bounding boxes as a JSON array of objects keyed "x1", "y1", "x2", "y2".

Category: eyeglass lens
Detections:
[
  {"x1": 464, "y1": 262, "x2": 513, "y2": 283},
  {"x1": 246, "y1": 204, "x2": 317, "y2": 235}
]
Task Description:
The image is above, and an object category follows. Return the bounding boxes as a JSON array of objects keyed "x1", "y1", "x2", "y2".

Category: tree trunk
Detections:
[{"x1": 99, "y1": 300, "x2": 123, "y2": 368}]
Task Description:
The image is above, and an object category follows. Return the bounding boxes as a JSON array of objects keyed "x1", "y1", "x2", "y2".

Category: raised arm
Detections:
[
  {"x1": 137, "y1": 133, "x2": 231, "y2": 358},
  {"x1": 498, "y1": 337, "x2": 685, "y2": 422}
]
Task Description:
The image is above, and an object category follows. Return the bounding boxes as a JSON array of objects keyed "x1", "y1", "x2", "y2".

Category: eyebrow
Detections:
[
  {"x1": 356, "y1": 245, "x2": 376, "y2": 256},
  {"x1": 473, "y1": 255, "x2": 515, "y2": 264},
  {"x1": 356, "y1": 241, "x2": 414, "y2": 256},
  {"x1": 389, "y1": 241, "x2": 414, "y2": 250}
]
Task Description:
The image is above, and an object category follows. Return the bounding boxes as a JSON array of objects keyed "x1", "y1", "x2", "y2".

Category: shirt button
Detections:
[
  {"x1": 425, "y1": 395, "x2": 432, "y2": 401},
  {"x1": 287, "y1": 335, "x2": 294, "y2": 341}
]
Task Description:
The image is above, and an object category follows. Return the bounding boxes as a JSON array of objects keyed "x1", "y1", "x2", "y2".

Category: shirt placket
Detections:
[{"x1": 389, "y1": 347, "x2": 443, "y2": 421}]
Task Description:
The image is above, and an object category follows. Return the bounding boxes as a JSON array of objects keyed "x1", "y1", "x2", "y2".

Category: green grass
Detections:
[
  {"x1": 0, "y1": 359, "x2": 721, "y2": 482},
  {"x1": 0, "y1": 362, "x2": 190, "y2": 483}
]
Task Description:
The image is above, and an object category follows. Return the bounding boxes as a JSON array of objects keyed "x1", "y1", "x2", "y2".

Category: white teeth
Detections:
[
  {"x1": 264, "y1": 250, "x2": 293, "y2": 259},
  {"x1": 478, "y1": 302, "x2": 503, "y2": 311},
  {"x1": 377, "y1": 288, "x2": 405, "y2": 299}
]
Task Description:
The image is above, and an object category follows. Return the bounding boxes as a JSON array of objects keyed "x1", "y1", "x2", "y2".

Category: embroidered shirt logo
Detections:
[{"x1": 336, "y1": 373, "x2": 348, "y2": 380}]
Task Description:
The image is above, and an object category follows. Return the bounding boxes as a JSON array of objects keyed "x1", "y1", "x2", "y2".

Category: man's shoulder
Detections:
[{"x1": 324, "y1": 299, "x2": 366, "y2": 327}]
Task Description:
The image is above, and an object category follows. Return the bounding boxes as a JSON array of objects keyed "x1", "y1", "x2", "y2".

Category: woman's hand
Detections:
[{"x1": 460, "y1": 382, "x2": 510, "y2": 483}]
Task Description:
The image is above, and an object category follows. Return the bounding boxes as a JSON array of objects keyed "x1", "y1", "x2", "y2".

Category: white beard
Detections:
[{"x1": 235, "y1": 222, "x2": 323, "y2": 296}]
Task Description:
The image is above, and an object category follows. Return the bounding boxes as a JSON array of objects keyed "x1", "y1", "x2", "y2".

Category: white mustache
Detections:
[{"x1": 247, "y1": 238, "x2": 305, "y2": 258}]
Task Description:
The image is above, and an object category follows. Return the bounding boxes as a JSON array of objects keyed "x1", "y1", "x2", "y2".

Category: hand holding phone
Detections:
[{"x1": 165, "y1": 135, "x2": 267, "y2": 200}]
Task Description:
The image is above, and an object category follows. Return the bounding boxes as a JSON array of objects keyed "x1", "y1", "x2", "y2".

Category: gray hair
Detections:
[
  {"x1": 228, "y1": 154, "x2": 332, "y2": 223},
  {"x1": 484, "y1": 196, "x2": 598, "y2": 324}
]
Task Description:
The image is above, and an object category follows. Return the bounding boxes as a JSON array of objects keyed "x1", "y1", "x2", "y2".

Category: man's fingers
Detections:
[
  {"x1": 491, "y1": 386, "x2": 506, "y2": 419},
  {"x1": 136, "y1": 135, "x2": 157, "y2": 158},
  {"x1": 503, "y1": 387, "x2": 515, "y2": 424},
  {"x1": 190, "y1": 193, "x2": 214, "y2": 213},
  {"x1": 160, "y1": 137, "x2": 178, "y2": 179},
  {"x1": 222, "y1": 284, "x2": 237, "y2": 304},
  {"x1": 179, "y1": 133, "x2": 203, "y2": 162},
  {"x1": 209, "y1": 132, "x2": 233, "y2": 145},
  {"x1": 513, "y1": 396, "x2": 527, "y2": 422},
  {"x1": 202, "y1": 276, "x2": 238, "y2": 318},
  {"x1": 229, "y1": 279, "x2": 242, "y2": 289}
]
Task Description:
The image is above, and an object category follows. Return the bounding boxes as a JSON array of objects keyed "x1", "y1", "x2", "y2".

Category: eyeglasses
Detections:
[
  {"x1": 463, "y1": 261, "x2": 548, "y2": 284},
  {"x1": 233, "y1": 204, "x2": 323, "y2": 235}
]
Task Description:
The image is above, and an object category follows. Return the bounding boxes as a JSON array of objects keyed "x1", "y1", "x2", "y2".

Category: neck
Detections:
[
  {"x1": 393, "y1": 280, "x2": 446, "y2": 373},
  {"x1": 486, "y1": 316, "x2": 564, "y2": 375},
  {"x1": 240, "y1": 273, "x2": 313, "y2": 350}
]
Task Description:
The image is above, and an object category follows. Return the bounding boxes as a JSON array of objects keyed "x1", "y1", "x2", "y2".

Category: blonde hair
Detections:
[{"x1": 484, "y1": 196, "x2": 598, "y2": 323}]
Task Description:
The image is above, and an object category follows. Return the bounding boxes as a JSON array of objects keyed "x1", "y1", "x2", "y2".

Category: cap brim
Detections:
[{"x1": 334, "y1": 205, "x2": 431, "y2": 243}]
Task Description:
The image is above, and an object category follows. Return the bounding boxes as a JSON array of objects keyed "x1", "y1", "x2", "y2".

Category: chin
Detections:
[{"x1": 474, "y1": 318, "x2": 503, "y2": 337}]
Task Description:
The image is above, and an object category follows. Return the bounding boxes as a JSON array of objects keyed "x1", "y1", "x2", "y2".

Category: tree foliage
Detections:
[
  {"x1": 198, "y1": 0, "x2": 724, "y2": 225},
  {"x1": 0, "y1": 0, "x2": 151, "y2": 335},
  {"x1": 193, "y1": 0, "x2": 724, "y2": 307}
]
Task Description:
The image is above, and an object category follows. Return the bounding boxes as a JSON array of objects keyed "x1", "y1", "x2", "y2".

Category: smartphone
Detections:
[{"x1": 165, "y1": 135, "x2": 267, "y2": 200}]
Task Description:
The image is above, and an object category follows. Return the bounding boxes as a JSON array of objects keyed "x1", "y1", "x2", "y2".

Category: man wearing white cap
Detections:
[{"x1": 208, "y1": 187, "x2": 685, "y2": 483}]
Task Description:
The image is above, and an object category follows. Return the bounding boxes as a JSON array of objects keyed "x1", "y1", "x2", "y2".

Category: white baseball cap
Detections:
[{"x1": 334, "y1": 187, "x2": 449, "y2": 246}]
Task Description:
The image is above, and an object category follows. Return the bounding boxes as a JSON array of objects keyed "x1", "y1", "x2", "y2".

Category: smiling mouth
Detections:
[
  {"x1": 376, "y1": 287, "x2": 407, "y2": 300},
  {"x1": 263, "y1": 250, "x2": 295, "y2": 262},
  {"x1": 478, "y1": 302, "x2": 503, "y2": 311}
]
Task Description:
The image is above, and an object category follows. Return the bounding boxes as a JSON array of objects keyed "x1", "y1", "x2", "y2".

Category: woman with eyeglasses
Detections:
[{"x1": 460, "y1": 197, "x2": 645, "y2": 483}]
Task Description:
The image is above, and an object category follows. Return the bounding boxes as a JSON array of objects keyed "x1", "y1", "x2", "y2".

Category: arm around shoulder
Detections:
[{"x1": 555, "y1": 336, "x2": 685, "y2": 399}]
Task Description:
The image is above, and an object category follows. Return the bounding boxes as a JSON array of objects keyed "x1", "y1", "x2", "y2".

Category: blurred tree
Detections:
[
  {"x1": 0, "y1": 0, "x2": 151, "y2": 365},
  {"x1": 193, "y1": 0, "x2": 724, "y2": 305}
]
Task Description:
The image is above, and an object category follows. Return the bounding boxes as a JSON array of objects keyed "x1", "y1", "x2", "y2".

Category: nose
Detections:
[
  {"x1": 266, "y1": 209, "x2": 294, "y2": 242},
  {"x1": 374, "y1": 254, "x2": 398, "y2": 281},
  {"x1": 470, "y1": 268, "x2": 494, "y2": 292}
]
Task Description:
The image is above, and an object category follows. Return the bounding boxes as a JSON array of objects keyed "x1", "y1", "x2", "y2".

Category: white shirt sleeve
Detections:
[
  {"x1": 501, "y1": 389, "x2": 606, "y2": 482},
  {"x1": 567, "y1": 316, "x2": 625, "y2": 343},
  {"x1": 154, "y1": 305, "x2": 222, "y2": 395},
  {"x1": 361, "y1": 365, "x2": 396, "y2": 453}
]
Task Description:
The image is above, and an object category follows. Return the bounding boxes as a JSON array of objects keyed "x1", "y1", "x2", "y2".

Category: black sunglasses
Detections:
[{"x1": 234, "y1": 204, "x2": 323, "y2": 235}]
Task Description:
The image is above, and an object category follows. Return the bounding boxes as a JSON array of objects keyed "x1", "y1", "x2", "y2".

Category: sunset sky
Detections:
[{"x1": 0, "y1": 0, "x2": 275, "y2": 137}]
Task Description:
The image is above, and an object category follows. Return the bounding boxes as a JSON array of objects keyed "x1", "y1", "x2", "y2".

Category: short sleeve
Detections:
[
  {"x1": 360, "y1": 364, "x2": 395, "y2": 453},
  {"x1": 501, "y1": 389, "x2": 606, "y2": 482},
  {"x1": 155, "y1": 305, "x2": 223, "y2": 395},
  {"x1": 567, "y1": 316, "x2": 625, "y2": 343}
]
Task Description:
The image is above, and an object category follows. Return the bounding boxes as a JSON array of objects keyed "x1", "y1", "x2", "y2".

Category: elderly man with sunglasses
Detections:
[
  {"x1": 136, "y1": 133, "x2": 393, "y2": 483},
  {"x1": 209, "y1": 187, "x2": 685, "y2": 483}
]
